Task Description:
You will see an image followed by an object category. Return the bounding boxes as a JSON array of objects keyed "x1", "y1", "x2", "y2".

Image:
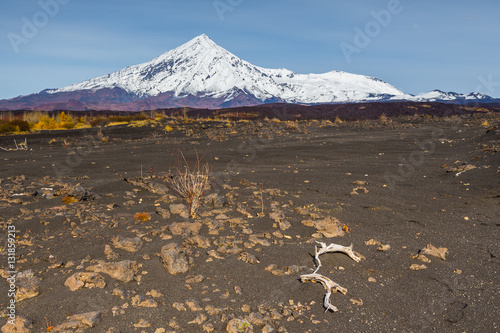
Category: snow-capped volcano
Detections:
[
  {"x1": 0, "y1": 34, "x2": 495, "y2": 111},
  {"x1": 48, "y1": 34, "x2": 404, "y2": 105}
]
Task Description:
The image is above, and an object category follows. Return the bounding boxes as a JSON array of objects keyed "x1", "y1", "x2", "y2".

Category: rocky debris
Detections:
[
  {"x1": 111, "y1": 235, "x2": 143, "y2": 252},
  {"x1": 269, "y1": 209, "x2": 291, "y2": 231},
  {"x1": 446, "y1": 163, "x2": 476, "y2": 175},
  {"x1": 86, "y1": 260, "x2": 139, "y2": 282},
  {"x1": 365, "y1": 239, "x2": 381, "y2": 246},
  {"x1": 133, "y1": 319, "x2": 151, "y2": 328},
  {"x1": 104, "y1": 245, "x2": 119, "y2": 260},
  {"x1": 185, "y1": 299, "x2": 203, "y2": 311},
  {"x1": 147, "y1": 289, "x2": 163, "y2": 297},
  {"x1": 265, "y1": 264, "x2": 305, "y2": 276},
  {"x1": 64, "y1": 272, "x2": 106, "y2": 291},
  {"x1": 169, "y1": 221, "x2": 202, "y2": 236},
  {"x1": 112, "y1": 288, "x2": 131, "y2": 299},
  {"x1": 226, "y1": 318, "x2": 253, "y2": 333},
  {"x1": 238, "y1": 252, "x2": 260, "y2": 264},
  {"x1": 184, "y1": 235, "x2": 211, "y2": 248},
  {"x1": 248, "y1": 234, "x2": 271, "y2": 246},
  {"x1": 66, "y1": 185, "x2": 101, "y2": 201},
  {"x1": 169, "y1": 203, "x2": 189, "y2": 218},
  {"x1": 302, "y1": 217, "x2": 344, "y2": 238},
  {"x1": 160, "y1": 243, "x2": 192, "y2": 275},
  {"x1": 188, "y1": 313, "x2": 207, "y2": 325},
  {"x1": 1, "y1": 315, "x2": 33, "y2": 333},
  {"x1": 185, "y1": 275, "x2": 205, "y2": 283},
  {"x1": 124, "y1": 177, "x2": 170, "y2": 195},
  {"x1": 131, "y1": 295, "x2": 158, "y2": 308},
  {"x1": 156, "y1": 207, "x2": 171, "y2": 219},
  {"x1": 15, "y1": 270, "x2": 40, "y2": 302},
  {"x1": 377, "y1": 244, "x2": 391, "y2": 252},
  {"x1": 51, "y1": 311, "x2": 101, "y2": 332},
  {"x1": 352, "y1": 180, "x2": 368, "y2": 186},
  {"x1": 204, "y1": 193, "x2": 227, "y2": 208},
  {"x1": 420, "y1": 243, "x2": 448, "y2": 260},
  {"x1": 350, "y1": 186, "x2": 369, "y2": 195},
  {"x1": 409, "y1": 264, "x2": 427, "y2": 270},
  {"x1": 410, "y1": 253, "x2": 431, "y2": 263}
]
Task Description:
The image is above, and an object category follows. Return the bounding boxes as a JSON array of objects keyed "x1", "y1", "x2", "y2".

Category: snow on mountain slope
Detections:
[{"x1": 50, "y1": 34, "x2": 404, "y2": 104}]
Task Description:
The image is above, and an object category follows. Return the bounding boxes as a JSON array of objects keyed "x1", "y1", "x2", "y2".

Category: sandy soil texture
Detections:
[{"x1": 0, "y1": 114, "x2": 499, "y2": 332}]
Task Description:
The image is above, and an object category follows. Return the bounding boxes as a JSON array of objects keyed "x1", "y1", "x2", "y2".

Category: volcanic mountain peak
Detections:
[{"x1": 48, "y1": 34, "x2": 404, "y2": 104}]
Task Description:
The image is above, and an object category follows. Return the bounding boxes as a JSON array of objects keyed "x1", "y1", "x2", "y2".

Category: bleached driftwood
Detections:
[
  {"x1": 312, "y1": 241, "x2": 363, "y2": 274},
  {"x1": 0, "y1": 138, "x2": 29, "y2": 151},
  {"x1": 300, "y1": 273, "x2": 347, "y2": 312},
  {"x1": 300, "y1": 241, "x2": 363, "y2": 312}
]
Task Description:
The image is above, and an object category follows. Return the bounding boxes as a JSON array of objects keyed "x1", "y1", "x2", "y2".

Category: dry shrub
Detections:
[{"x1": 167, "y1": 150, "x2": 211, "y2": 218}]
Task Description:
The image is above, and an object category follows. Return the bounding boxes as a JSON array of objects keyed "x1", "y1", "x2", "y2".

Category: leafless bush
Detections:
[{"x1": 168, "y1": 150, "x2": 211, "y2": 218}]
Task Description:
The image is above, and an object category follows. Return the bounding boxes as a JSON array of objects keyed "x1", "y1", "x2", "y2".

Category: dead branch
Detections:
[
  {"x1": 0, "y1": 138, "x2": 29, "y2": 151},
  {"x1": 300, "y1": 242, "x2": 364, "y2": 312},
  {"x1": 312, "y1": 241, "x2": 364, "y2": 274}
]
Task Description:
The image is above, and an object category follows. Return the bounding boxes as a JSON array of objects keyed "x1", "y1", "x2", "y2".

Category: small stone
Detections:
[
  {"x1": 159, "y1": 243, "x2": 191, "y2": 275},
  {"x1": 86, "y1": 260, "x2": 139, "y2": 282},
  {"x1": 133, "y1": 319, "x2": 150, "y2": 328},
  {"x1": 112, "y1": 235, "x2": 143, "y2": 252},
  {"x1": 65, "y1": 272, "x2": 106, "y2": 291},
  {"x1": 377, "y1": 244, "x2": 391, "y2": 252},
  {"x1": 409, "y1": 264, "x2": 427, "y2": 270},
  {"x1": 1, "y1": 315, "x2": 33, "y2": 333},
  {"x1": 368, "y1": 277, "x2": 377, "y2": 283},
  {"x1": 169, "y1": 203, "x2": 189, "y2": 218},
  {"x1": 420, "y1": 244, "x2": 448, "y2": 260},
  {"x1": 226, "y1": 318, "x2": 253, "y2": 333}
]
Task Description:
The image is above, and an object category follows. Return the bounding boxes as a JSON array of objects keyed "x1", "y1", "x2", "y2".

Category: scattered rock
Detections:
[
  {"x1": 185, "y1": 275, "x2": 205, "y2": 283},
  {"x1": 15, "y1": 270, "x2": 40, "y2": 302},
  {"x1": 368, "y1": 277, "x2": 377, "y2": 283},
  {"x1": 156, "y1": 207, "x2": 171, "y2": 219},
  {"x1": 352, "y1": 180, "x2": 368, "y2": 185},
  {"x1": 302, "y1": 217, "x2": 344, "y2": 238},
  {"x1": 420, "y1": 244, "x2": 448, "y2": 260},
  {"x1": 410, "y1": 253, "x2": 431, "y2": 263},
  {"x1": 169, "y1": 221, "x2": 202, "y2": 236},
  {"x1": 86, "y1": 260, "x2": 139, "y2": 282},
  {"x1": 226, "y1": 318, "x2": 253, "y2": 333},
  {"x1": 131, "y1": 295, "x2": 158, "y2": 308},
  {"x1": 52, "y1": 311, "x2": 101, "y2": 332},
  {"x1": 377, "y1": 244, "x2": 391, "y2": 252},
  {"x1": 409, "y1": 264, "x2": 427, "y2": 270},
  {"x1": 188, "y1": 313, "x2": 207, "y2": 325},
  {"x1": 1, "y1": 315, "x2": 33, "y2": 333},
  {"x1": 350, "y1": 187, "x2": 369, "y2": 195},
  {"x1": 184, "y1": 235, "x2": 211, "y2": 248},
  {"x1": 169, "y1": 204, "x2": 189, "y2": 218},
  {"x1": 248, "y1": 234, "x2": 271, "y2": 246},
  {"x1": 67, "y1": 185, "x2": 101, "y2": 201},
  {"x1": 160, "y1": 243, "x2": 191, "y2": 275},
  {"x1": 365, "y1": 239, "x2": 381, "y2": 246},
  {"x1": 64, "y1": 272, "x2": 106, "y2": 291},
  {"x1": 185, "y1": 299, "x2": 203, "y2": 311},
  {"x1": 112, "y1": 235, "x2": 143, "y2": 252},
  {"x1": 238, "y1": 252, "x2": 260, "y2": 264},
  {"x1": 133, "y1": 319, "x2": 151, "y2": 328},
  {"x1": 104, "y1": 244, "x2": 119, "y2": 260}
]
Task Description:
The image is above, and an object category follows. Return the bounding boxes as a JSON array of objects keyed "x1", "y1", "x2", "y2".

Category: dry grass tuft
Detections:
[{"x1": 168, "y1": 150, "x2": 211, "y2": 218}]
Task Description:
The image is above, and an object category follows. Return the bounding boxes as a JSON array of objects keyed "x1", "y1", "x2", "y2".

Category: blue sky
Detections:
[{"x1": 1, "y1": 0, "x2": 499, "y2": 100}]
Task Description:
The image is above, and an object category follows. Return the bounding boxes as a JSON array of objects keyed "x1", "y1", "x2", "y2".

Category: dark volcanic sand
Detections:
[{"x1": 0, "y1": 115, "x2": 499, "y2": 332}]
